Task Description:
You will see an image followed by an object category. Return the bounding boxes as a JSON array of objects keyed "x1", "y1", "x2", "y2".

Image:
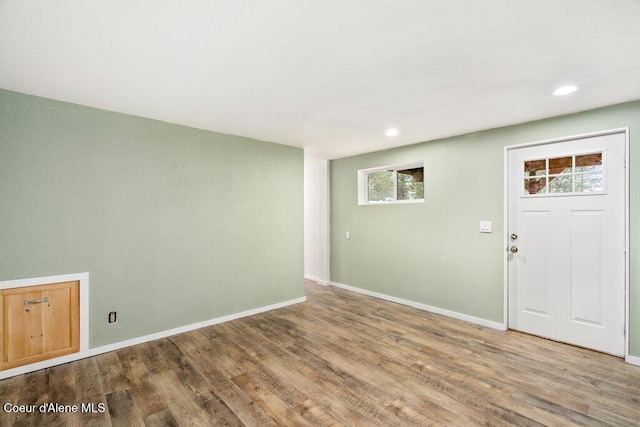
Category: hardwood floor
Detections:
[{"x1": 1, "y1": 280, "x2": 639, "y2": 426}]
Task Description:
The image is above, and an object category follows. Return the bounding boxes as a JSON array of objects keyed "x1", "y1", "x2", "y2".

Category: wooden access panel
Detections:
[{"x1": 1, "y1": 280, "x2": 79, "y2": 370}]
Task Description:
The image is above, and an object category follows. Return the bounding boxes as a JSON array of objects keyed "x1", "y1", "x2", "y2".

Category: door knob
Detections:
[{"x1": 510, "y1": 246, "x2": 518, "y2": 253}]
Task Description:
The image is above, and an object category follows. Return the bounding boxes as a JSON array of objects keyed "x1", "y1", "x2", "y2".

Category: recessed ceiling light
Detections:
[
  {"x1": 385, "y1": 128, "x2": 399, "y2": 137},
  {"x1": 552, "y1": 85, "x2": 578, "y2": 96}
]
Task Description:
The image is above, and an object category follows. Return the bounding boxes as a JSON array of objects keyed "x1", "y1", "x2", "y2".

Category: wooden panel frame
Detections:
[{"x1": 1, "y1": 280, "x2": 79, "y2": 370}]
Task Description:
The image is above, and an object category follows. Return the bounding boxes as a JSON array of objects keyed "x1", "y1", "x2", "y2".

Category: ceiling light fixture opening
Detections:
[
  {"x1": 385, "y1": 128, "x2": 399, "y2": 137},
  {"x1": 552, "y1": 85, "x2": 578, "y2": 96}
]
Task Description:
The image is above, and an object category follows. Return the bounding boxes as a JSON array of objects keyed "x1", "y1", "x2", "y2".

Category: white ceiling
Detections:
[{"x1": 1, "y1": 1, "x2": 640, "y2": 159}]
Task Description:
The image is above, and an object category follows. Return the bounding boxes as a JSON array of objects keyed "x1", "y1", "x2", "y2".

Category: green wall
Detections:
[
  {"x1": 0, "y1": 89, "x2": 304, "y2": 348},
  {"x1": 331, "y1": 100, "x2": 640, "y2": 357}
]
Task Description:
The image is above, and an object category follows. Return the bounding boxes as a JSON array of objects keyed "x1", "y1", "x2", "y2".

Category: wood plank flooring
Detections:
[{"x1": 1, "y1": 280, "x2": 639, "y2": 426}]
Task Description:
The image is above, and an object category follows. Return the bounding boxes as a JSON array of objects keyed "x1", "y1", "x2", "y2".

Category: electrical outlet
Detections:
[{"x1": 108, "y1": 311, "x2": 117, "y2": 324}]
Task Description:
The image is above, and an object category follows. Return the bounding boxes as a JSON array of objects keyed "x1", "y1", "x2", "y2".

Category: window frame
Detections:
[
  {"x1": 357, "y1": 161, "x2": 424, "y2": 205},
  {"x1": 520, "y1": 149, "x2": 607, "y2": 198}
]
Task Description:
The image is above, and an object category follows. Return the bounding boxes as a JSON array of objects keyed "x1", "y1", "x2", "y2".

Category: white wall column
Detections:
[{"x1": 304, "y1": 150, "x2": 329, "y2": 285}]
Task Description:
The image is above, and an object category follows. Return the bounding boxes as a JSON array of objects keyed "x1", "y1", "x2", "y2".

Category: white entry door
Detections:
[{"x1": 507, "y1": 131, "x2": 626, "y2": 356}]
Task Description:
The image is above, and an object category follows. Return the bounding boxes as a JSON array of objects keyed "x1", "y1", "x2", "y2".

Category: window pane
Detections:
[
  {"x1": 524, "y1": 160, "x2": 546, "y2": 177},
  {"x1": 368, "y1": 170, "x2": 394, "y2": 202},
  {"x1": 548, "y1": 175, "x2": 572, "y2": 193},
  {"x1": 576, "y1": 153, "x2": 603, "y2": 173},
  {"x1": 524, "y1": 177, "x2": 546, "y2": 195},
  {"x1": 397, "y1": 167, "x2": 424, "y2": 200},
  {"x1": 575, "y1": 173, "x2": 603, "y2": 193},
  {"x1": 549, "y1": 157, "x2": 572, "y2": 175}
]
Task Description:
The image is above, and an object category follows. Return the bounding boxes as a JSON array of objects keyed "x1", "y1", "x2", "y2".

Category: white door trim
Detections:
[{"x1": 503, "y1": 127, "x2": 630, "y2": 361}]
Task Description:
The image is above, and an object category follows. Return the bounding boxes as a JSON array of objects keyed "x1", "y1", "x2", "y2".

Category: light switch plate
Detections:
[{"x1": 479, "y1": 221, "x2": 492, "y2": 233}]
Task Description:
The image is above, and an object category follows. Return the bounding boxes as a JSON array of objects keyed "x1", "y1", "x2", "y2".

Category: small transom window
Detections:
[
  {"x1": 358, "y1": 162, "x2": 424, "y2": 205},
  {"x1": 523, "y1": 152, "x2": 604, "y2": 196}
]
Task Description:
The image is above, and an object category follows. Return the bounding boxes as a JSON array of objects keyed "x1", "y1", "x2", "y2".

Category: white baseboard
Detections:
[
  {"x1": 304, "y1": 275, "x2": 329, "y2": 286},
  {"x1": 626, "y1": 354, "x2": 640, "y2": 367},
  {"x1": 0, "y1": 296, "x2": 306, "y2": 380},
  {"x1": 201, "y1": 297, "x2": 306, "y2": 328},
  {"x1": 330, "y1": 281, "x2": 506, "y2": 331}
]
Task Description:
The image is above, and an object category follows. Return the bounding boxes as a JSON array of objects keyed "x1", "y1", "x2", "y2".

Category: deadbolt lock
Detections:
[{"x1": 510, "y1": 233, "x2": 518, "y2": 240}]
